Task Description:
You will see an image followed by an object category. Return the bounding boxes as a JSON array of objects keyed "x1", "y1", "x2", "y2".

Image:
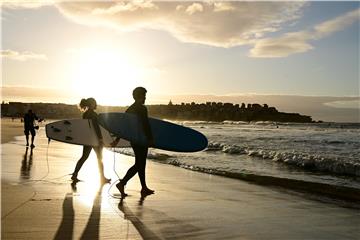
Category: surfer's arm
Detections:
[
  {"x1": 110, "y1": 137, "x2": 121, "y2": 147},
  {"x1": 90, "y1": 113, "x2": 103, "y2": 143},
  {"x1": 141, "y1": 107, "x2": 154, "y2": 145},
  {"x1": 34, "y1": 114, "x2": 44, "y2": 122}
]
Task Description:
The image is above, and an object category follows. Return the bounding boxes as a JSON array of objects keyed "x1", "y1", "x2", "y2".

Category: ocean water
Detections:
[{"x1": 115, "y1": 121, "x2": 360, "y2": 192}]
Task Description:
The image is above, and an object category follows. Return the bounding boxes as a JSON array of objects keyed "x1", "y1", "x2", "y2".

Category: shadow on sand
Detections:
[
  {"x1": 117, "y1": 195, "x2": 204, "y2": 239},
  {"x1": 53, "y1": 183, "x2": 104, "y2": 240},
  {"x1": 118, "y1": 197, "x2": 161, "y2": 240}
]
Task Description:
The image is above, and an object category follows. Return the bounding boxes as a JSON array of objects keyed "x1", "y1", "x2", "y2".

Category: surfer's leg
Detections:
[
  {"x1": 137, "y1": 146, "x2": 154, "y2": 195},
  {"x1": 30, "y1": 129, "x2": 36, "y2": 148},
  {"x1": 116, "y1": 165, "x2": 136, "y2": 197},
  {"x1": 121, "y1": 165, "x2": 137, "y2": 184},
  {"x1": 121, "y1": 143, "x2": 143, "y2": 184},
  {"x1": 24, "y1": 129, "x2": 29, "y2": 146},
  {"x1": 94, "y1": 147, "x2": 110, "y2": 183},
  {"x1": 72, "y1": 146, "x2": 92, "y2": 180},
  {"x1": 117, "y1": 145, "x2": 140, "y2": 195},
  {"x1": 137, "y1": 146, "x2": 148, "y2": 188},
  {"x1": 25, "y1": 134, "x2": 29, "y2": 146}
]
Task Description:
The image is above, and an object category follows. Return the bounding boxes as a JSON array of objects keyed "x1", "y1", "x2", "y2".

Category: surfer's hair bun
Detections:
[
  {"x1": 79, "y1": 97, "x2": 97, "y2": 110},
  {"x1": 79, "y1": 98, "x2": 87, "y2": 109},
  {"x1": 133, "y1": 87, "x2": 147, "y2": 100},
  {"x1": 86, "y1": 97, "x2": 97, "y2": 110}
]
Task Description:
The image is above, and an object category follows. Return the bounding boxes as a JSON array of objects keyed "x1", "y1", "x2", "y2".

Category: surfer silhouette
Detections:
[
  {"x1": 114, "y1": 87, "x2": 155, "y2": 197},
  {"x1": 71, "y1": 98, "x2": 111, "y2": 184},
  {"x1": 23, "y1": 109, "x2": 43, "y2": 148}
]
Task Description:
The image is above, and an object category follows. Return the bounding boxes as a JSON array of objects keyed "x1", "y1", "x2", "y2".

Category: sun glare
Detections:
[{"x1": 70, "y1": 48, "x2": 144, "y2": 106}]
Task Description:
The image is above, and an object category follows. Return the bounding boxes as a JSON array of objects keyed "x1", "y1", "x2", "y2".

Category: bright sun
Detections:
[{"x1": 70, "y1": 48, "x2": 144, "y2": 106}]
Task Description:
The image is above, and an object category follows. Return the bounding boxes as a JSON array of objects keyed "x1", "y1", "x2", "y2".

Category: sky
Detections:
[{"x1": 1, "y1": 1, "x2": 359, "y2": 121}]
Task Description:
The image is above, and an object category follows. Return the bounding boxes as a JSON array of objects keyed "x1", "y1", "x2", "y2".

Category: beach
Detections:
[
  {"x1": 1, "y1": 119, "x2": 360, "y2": 239},
  {"x1": 1, "y1": 118, "x2": 25, "y2": 144}
]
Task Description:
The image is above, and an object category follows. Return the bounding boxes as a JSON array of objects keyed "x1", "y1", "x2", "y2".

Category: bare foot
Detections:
[
  {"x1": 101, "y1": 177, "x2": 111, "y2": 184},
  {"x1": 71, "y1": 175, "x2": 80, "y2": 183},
  {"x1": 116, "y1": 181, "x2": 128, "y2": 198},
  {"x1": 141, "y1": 187, "x2": 155, "y2": 197}
]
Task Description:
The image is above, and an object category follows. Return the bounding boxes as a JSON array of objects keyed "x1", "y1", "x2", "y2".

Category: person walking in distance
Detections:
[{"x1": 23, "y1": 109, "x2": 42, "y2": 148}]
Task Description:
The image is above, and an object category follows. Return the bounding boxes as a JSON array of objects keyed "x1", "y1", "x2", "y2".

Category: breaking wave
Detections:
[
  {"x1": 206, "y1": 142, "x2": 360, "y2": 177},
  {"x1": 113, "y1": 148, "x2": 172, "y2": 161}
]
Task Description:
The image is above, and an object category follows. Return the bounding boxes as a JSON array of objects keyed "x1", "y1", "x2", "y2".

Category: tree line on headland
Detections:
[{"x1": 1, "y1": 101, "x2": 315, "y2": 123}]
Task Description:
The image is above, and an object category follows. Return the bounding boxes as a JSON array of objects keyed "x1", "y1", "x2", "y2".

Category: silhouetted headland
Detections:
[{"x1": 1, "y1": 101, "x2": 315, "y2": 123}]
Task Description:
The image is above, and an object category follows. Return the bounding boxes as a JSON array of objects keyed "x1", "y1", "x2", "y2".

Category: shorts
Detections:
[{"x1": 24, "y1": 128, "x2": 36, "y2": 136}]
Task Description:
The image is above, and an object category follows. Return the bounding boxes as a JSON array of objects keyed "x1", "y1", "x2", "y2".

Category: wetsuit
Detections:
[
  {"x1": 121, "y1": 102, "x2": 153, "y2": 187},
  {"x1": 72, "y1": 109, "x2": 104, "y2": 179}
]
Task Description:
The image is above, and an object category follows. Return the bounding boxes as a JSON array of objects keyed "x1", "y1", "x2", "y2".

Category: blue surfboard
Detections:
[{"x1": 98, "y1": 112, "x2": 208, "y2": 152}]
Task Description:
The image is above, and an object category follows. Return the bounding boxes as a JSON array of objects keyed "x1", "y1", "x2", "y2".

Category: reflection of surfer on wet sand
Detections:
[{"x1": 21, "y1": 147, "x2": 33, "y2": 179}]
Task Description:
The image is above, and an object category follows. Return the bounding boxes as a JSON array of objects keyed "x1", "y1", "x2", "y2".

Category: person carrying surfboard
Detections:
[
  {"x1": 71, "y1": 98, "x2": 111, "y2": 184},
  {"x1": 113, "y1": 87, "x2": 155, "y2": 197}
]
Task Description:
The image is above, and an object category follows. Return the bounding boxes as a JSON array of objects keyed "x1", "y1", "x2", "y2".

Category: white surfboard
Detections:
[{"x1": 45, "y1": 119, "x2": 130, "y2": 147}]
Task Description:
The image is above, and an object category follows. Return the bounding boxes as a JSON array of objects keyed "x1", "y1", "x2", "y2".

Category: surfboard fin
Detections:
[{"x1": 51, "y1": 126, "x2": 61, "y2": 133}]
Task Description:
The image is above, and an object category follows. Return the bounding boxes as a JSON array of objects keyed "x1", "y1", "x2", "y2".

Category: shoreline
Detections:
[
  {"x1": 171, "y1": 164, "x2": 360, "y2": 204},
  {"x1": 3, "y1": 117, "x2": 359, "y2": 204}
]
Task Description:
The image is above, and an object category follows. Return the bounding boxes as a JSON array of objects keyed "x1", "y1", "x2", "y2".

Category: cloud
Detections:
[
  {"x1": 1, "y1": 49, "x2": 47, "y2": 61},
  {"x1": 55, "y1": 1, "x2": 306, "y2": 47},
  {"x1": 250, "y1": 8, "x2": 360, "y2": 58},
  {"x1": 0, "y1": 0, "x2": 54, "y2": 9},
  {"x1": 249, "y1": 31, "x2": 314, "y2": 58},
  {"x1": 314, "y1": 8, "x2": 360, "y2": 38},
  {"x1": 185, "y1": 3, "x2": 203, "y2": 15},
  {"x1": 7, "y1": 1, "x2": 356, "y2": 58},
  {"x1": 213, "y1": 2, "x2": 235, "y2": 13}
]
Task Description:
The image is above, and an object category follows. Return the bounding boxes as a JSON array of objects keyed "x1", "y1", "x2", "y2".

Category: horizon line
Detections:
[{"x1": 1, "y1": 86, "x2": 359, "y2": 98}]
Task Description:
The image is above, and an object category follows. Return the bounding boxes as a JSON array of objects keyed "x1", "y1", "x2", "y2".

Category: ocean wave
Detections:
[
  {"x1": 113, "y1": 148, "x2": 171, "y2": 161},
  {"x1": 222, "y1": 120, "x2": 249, "y2": 125},
  {"x1": 205, "y1": 142, "x2": 360, "y2": 176},
  {"x1": 173, "y1": 120, "x2": 220, "y2": 125}
]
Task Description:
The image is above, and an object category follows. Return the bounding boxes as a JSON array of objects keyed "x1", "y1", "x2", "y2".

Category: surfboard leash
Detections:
[
  {"x1": 107, "y1": 148, "x2": 123, "y2": 199},
  {"x1": 22, "y1": 138, "x2": 71, "y2": 185}
]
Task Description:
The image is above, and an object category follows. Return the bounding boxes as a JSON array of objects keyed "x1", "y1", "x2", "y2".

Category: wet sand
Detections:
[
  {"x1": 1, "y1": 123, "x2": 360, "y2": 239},
  {"x1": 1, "y1": 118, "x2": 25, "y2": 144}
]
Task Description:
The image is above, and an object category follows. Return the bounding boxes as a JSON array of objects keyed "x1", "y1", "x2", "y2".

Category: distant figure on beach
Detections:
[
  {"x1": 71, "y1": 98, "x2": 111, "y2": 184},
  {"x1": 113, "y1": 87, "x2": 155, "y2": 197},
  {"x1": 23, "y1": 109, "x2": 42, "y2": 148}
]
